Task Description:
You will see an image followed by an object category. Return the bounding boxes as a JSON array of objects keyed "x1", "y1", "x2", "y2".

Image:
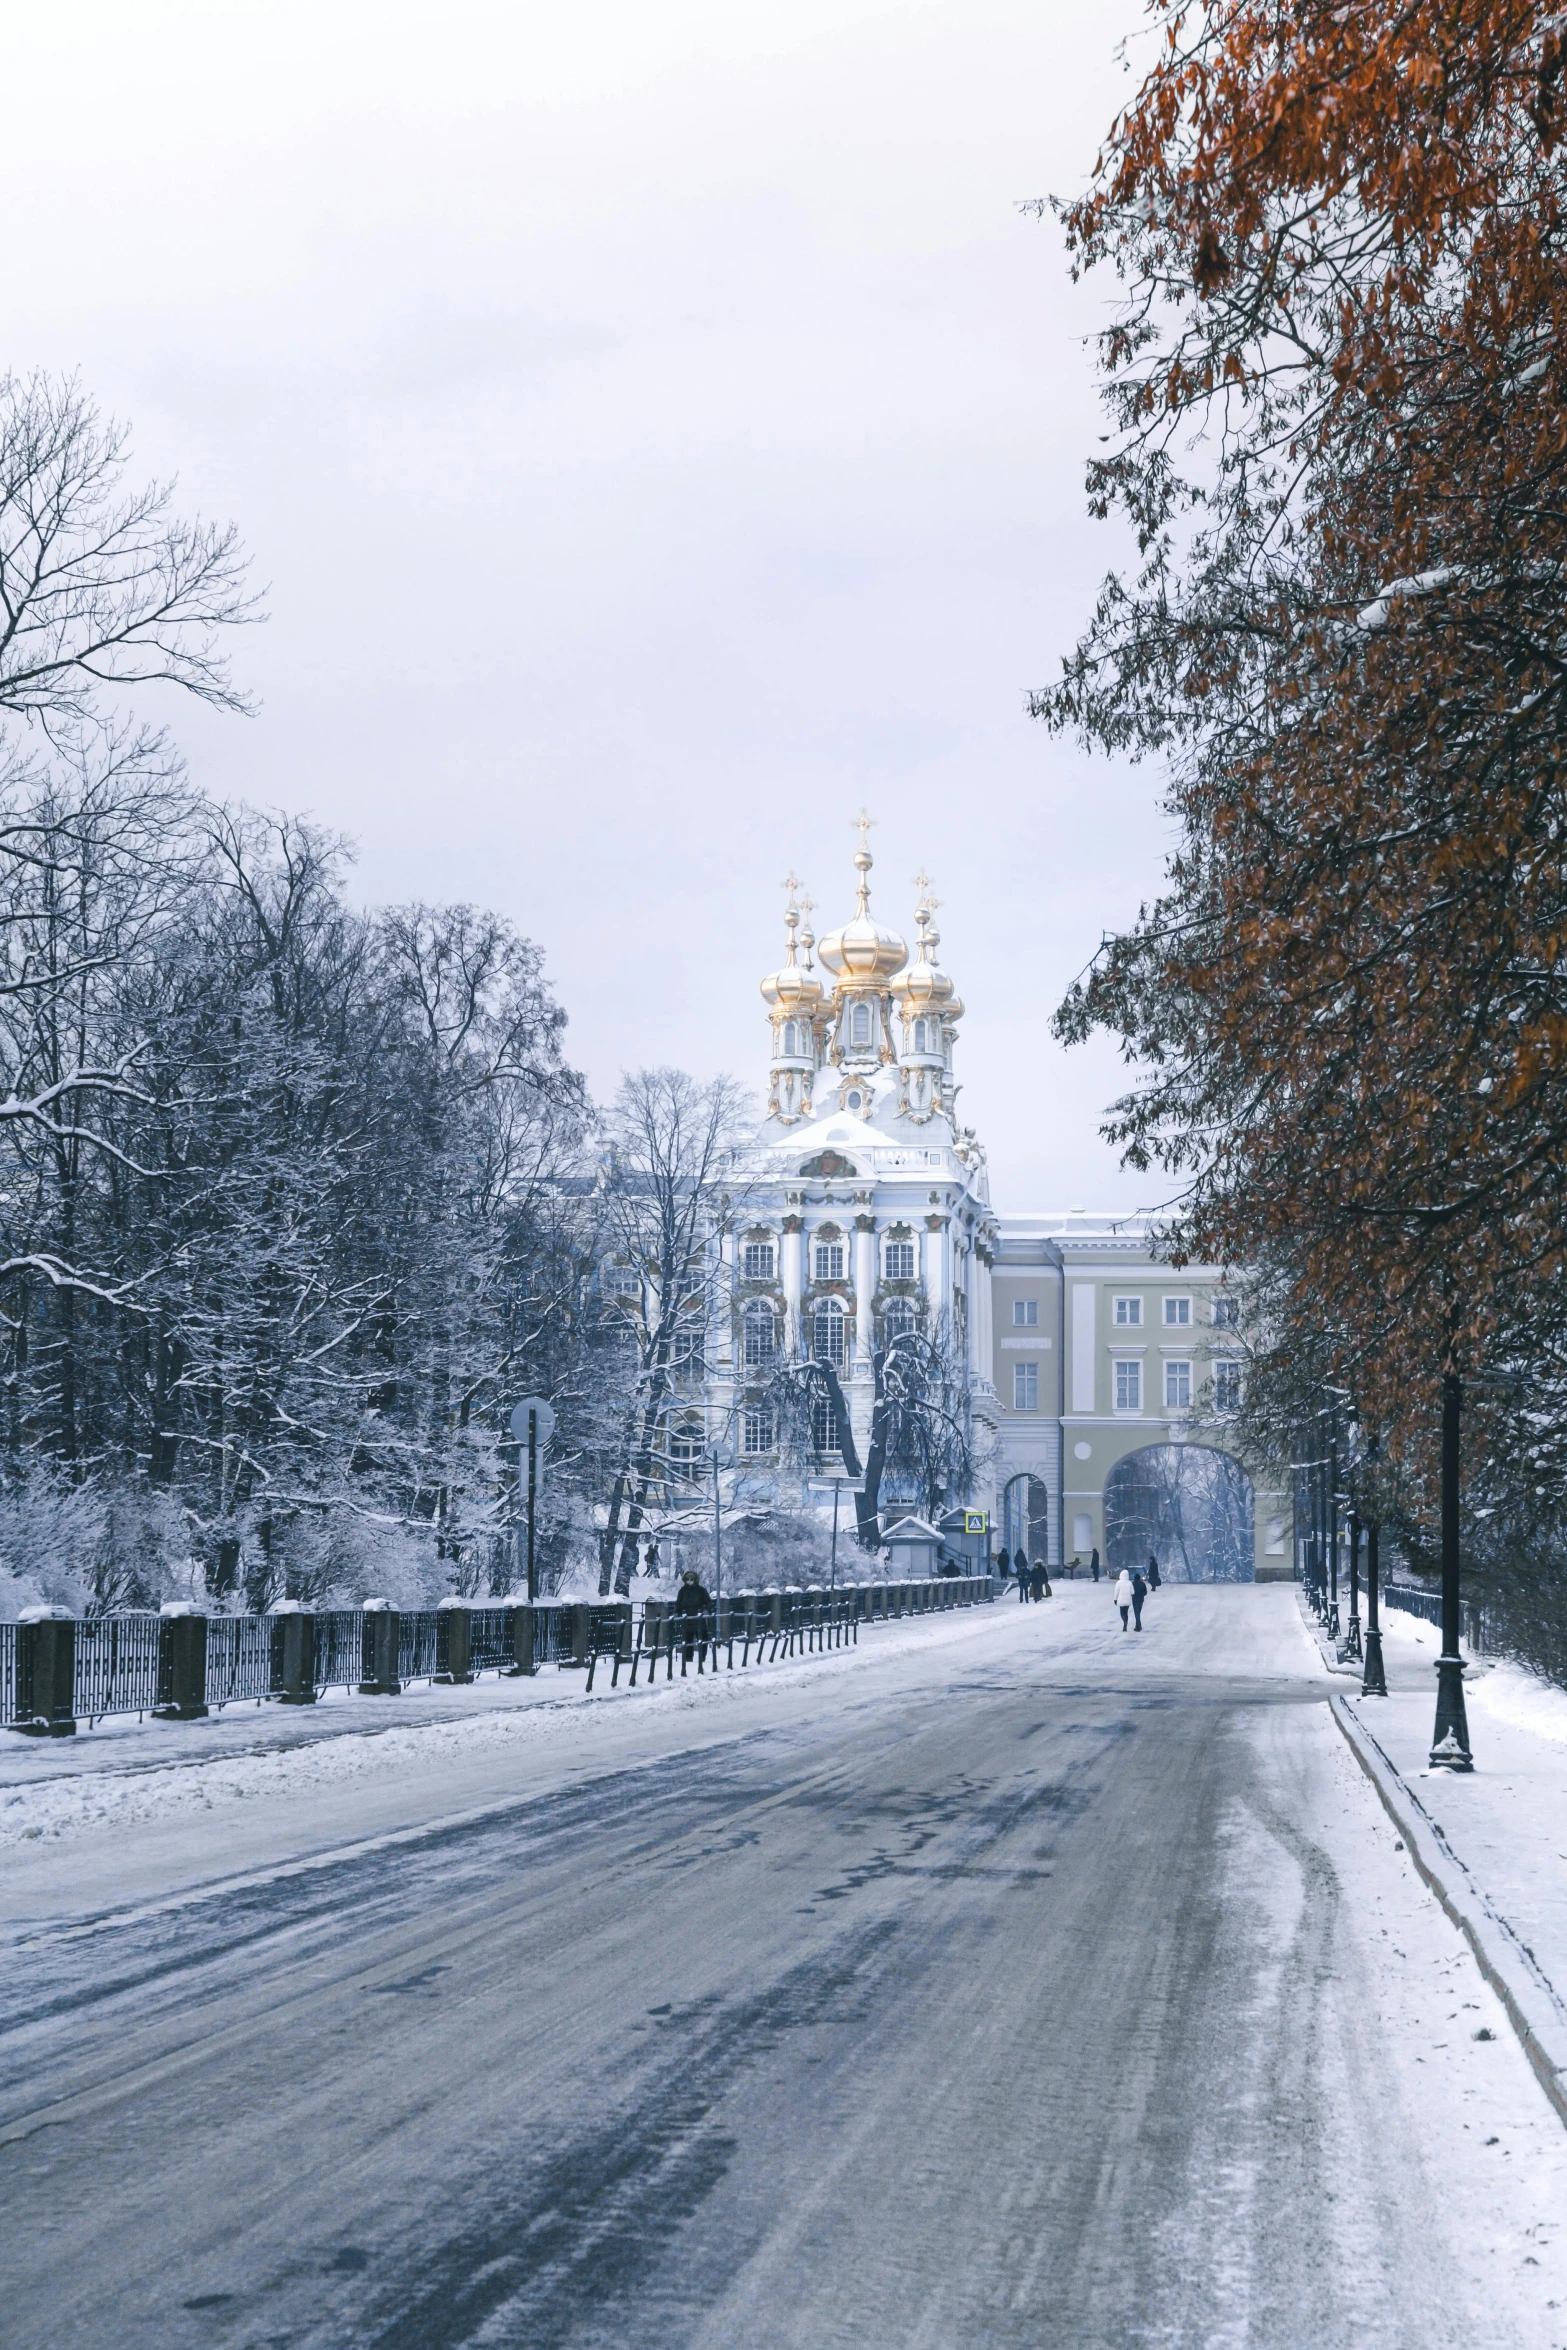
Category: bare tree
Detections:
[
  {"x1": 0, "y1": 373, "x2": 257, "y2": 726},
  {"x1": 770, "y1": 1320, "x2": 978, "y2": 1551},
  {"x1": 592, "y1": 1069, "x2": 751, "y2": 1594}
]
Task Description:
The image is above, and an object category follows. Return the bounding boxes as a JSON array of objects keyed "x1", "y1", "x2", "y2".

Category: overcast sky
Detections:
[{"x1": 12, "y1": 0, "x2": 1173, "y2": 1212}]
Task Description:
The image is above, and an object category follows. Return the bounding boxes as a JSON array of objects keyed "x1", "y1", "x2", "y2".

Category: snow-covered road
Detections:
[{"x1": 5, "y1": 1583, "x2": 1566, "y2": 2348}]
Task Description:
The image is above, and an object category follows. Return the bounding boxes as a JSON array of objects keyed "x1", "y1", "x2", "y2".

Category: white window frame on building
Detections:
[
  {"x1": 883, "y1": 1298, "x2": 916, "y2": 1344},
  {"x1": 849, "y1": 1001, "x2": 873, "y2": 1047},
  {"x1": 814, "y1": 1237, "x2": 846, "y2": 1281},
  {"x1": 1165, "y1": 1358, "x2": 1192, "y2": 1409},
  {"x1": 1114, "y1": 1358, "x2": 1142, "y2": 1412},
  {"x1": 1114, "y1": 1296, "x2": 1143, "y2": 1327},
  {"x1": 1213, "y1": 1358, "x2": 1242, "y2": 1413},
  {"x1": 742, "y1": 1404, "x2": 774, "y2": 1455},
  {"x1": 668, "y1": 1421, "x2": 705, "y2": 1482},
  {"x1": 1013, "y1": 1362, "x2": 1038, "y2": 1411},
  {"x1": 812, "y1": 1298, "x2": 848, "y2": 1366},
  {"x1": 883, "y1": 1237, "x2": 915, "y2": 1281},
  {"x1": 1163, "y1": 1295, "x2": 1192, "y2": 1327},
  {"x1": 1212, "y1": 1295, "x2": 1238, "y2": 1327},
  {"x1": 812, "y1": 1395, "x2": 836, "y2": 1451},
  {"x1": 742, "y1": 1237, "x2": 775, "y2": 1281},
  {"x1": 1013, "y1": 1297, "x2": 1038, "y2": 1328},
  {"x1": 742, "y1": 1299, "x2": 777, "y2": 1369}
]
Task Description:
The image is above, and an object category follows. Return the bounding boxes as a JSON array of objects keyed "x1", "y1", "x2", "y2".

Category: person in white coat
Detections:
[{"x1": 1114, "y1": 1569, "x2": 1133, "y2": 1630}]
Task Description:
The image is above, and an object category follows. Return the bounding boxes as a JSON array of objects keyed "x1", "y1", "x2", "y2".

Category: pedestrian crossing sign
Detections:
[{"x1": 964, "y1": 1511, "x2": 988, "y2": 1534}]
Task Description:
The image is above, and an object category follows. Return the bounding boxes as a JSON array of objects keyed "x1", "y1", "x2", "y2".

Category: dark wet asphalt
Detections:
[{"x1": 0, "y1": 1616, "x2": 1476, "y2": 2348}]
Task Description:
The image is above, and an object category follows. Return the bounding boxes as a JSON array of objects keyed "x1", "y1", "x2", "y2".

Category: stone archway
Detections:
[
  {"x1": 1103, "y1": 1444, "x2": 1255, "y2": 1583},
  {"x1": 1002, "y1": 1472, "x2": 1052, "y2": 1563}
]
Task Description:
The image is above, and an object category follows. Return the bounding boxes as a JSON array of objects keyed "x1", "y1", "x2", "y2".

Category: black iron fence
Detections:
[
  {"x1": 1383, "y1": 1580, "x2": 1492, "y2": 1654},
  {"x1": 1, "y1": 1576, "x2": 996, "y2": 1735}
]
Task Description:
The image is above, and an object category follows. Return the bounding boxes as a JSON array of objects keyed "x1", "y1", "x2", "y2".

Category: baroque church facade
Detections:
[{"x1": 701, "y1": 824, "x2": 1291, "y2": 1581}]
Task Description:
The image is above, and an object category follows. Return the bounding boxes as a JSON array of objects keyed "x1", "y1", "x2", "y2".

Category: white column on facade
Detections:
[
  {"x1": 925, "y1": 1214, "x2": 948, "y2": 1337},
  {"x1": 1070, "y1": 1283, "x2": 1097, "y2": 1413},
  {"x1": 853, "y1": 1214, "x2": 876, "y2": 1367},
  {"x1": 713, "y1": 1229, "x2": 735, "y2": 1370},
  {"x1": 974, "y1": 1243, "x2": 995, "y2": 1391},
  {"x1": 782, "y1": 1217, "x2": 804, "y2": 1358},
  {"x1": 965, "y1": 1234, "x2": 984, "y2": 1379}
]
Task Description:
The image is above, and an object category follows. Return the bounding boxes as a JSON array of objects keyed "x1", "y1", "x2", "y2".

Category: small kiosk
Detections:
[{"x1": 882, "y1": 1514, "x2": 944, "y2": 1580}]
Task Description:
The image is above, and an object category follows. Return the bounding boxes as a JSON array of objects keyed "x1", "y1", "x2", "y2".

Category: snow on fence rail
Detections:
[
  {"x1": 1383, "y1": 1580, "x2": 1491, "y2": 1654},
  {"x1": 0, "y1": 1577, "x2": 997, "y2": 1736}
]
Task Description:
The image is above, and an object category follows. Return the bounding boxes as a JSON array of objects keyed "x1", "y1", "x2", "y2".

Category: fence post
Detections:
[
  {"x1": 270, "y1": 1602, "x2": 317, "y2": 1705},
  {"x1": 507, "y1": 1596, "x2": 536, "y2": 1676},
  {"x1": 358, "y1": 1598, "x2": 401, "y2": 1695},
  {"x1": 9, "y1": 1606, "x2": 76, "y2": 1736},
  {"x1": 435, "y1": 1596, "x2": 473, "y2": 1684},
  {"x1": 154, "y1": 1601, "x2": 209, "y2": 1720},
  {"x1": 570, "y1": 1603, "x2": 590, "y2": 1668}
]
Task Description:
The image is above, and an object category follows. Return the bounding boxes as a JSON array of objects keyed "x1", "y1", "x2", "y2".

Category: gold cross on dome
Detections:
[{"x1": 852, "y1": 810, "x2": 876, "y2": 850}]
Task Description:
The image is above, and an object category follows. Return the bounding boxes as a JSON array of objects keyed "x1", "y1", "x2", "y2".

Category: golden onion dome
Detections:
[
  {"x1": 816, "y1": 829, "x2": 906, "y2": 986},
  {"x1": 894, "y1": 897, "x2": 956, "y2": 1016},
  {"x1": 761, "y1": 894, "x2": 826, "y2": 1017}
]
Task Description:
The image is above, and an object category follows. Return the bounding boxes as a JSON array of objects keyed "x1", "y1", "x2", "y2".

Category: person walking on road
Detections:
[
  {"x1": 1030, "y1": 1557, "x2": 1051, "y2": 1601},
  {"x1": 1147, "y1": 1553, "x2": 1161, "y2": 1592},
  {"x1": 1114, "y1": 1568, "x2": 1133, "y2": 1629},
  {"x1": 1014, "y1": 1547, "x2": 1031, "y2": 1601},
  {"x1": 1090, "y1": 1548, "x2": 1102, "y2": 1583},
  {"x1": 1131, "y1": 1568, "x2": 1148, "y2": 1630},
  {"x1": 672, "y1": 1569, "x2": 713, "y2": 1671}
]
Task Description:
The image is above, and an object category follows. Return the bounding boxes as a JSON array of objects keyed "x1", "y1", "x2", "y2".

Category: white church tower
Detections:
[{"x1": 714, "y1": 815, "x2": 1000, "y2": 1537}]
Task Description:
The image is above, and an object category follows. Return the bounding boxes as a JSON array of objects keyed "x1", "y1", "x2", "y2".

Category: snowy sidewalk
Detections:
[{"x1": 1336, "y1": 1604, "x2": 1567, "y2": 2124}]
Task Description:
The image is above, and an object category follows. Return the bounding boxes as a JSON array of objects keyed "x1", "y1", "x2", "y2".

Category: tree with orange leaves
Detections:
[{"x1": 1044, "y1": 1, "x2": 1567, "y2": 1732}]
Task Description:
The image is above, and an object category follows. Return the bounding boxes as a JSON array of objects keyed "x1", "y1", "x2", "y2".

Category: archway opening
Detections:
[
  {"x1": 1103, "y1": 1445, "x2": 1254, "y2": 1582},
  {"x1": 1002, "y1": 1472, "x2": 1052, "y2": 1564}
]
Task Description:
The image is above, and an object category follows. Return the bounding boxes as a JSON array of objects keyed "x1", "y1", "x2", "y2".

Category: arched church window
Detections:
[
  {"x1": 883, "y1": 1298, "x2": 916, "y2": 1345},
  {"x1": 812, "y1": 1298, "x2": 847, "y2": 1367},
  {"x1": 850, "y1": 1001, "x2": 872, "y2": 1047},
  {"x1": 742, "y1": 1299, "x2": 777, "y2": 1369},
  {"x1": 667, "y1": 1421, "x2": 704, "y2": 1484},
  {"x1": 782, "y1": 1021, "x2": 801, "y2": 1056},
  {"x1": 912, "y1": 1018, "x2": 930, "y2": 1053}
]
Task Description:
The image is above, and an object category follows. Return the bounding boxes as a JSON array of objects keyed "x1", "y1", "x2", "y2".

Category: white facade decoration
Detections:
[{"x1": 693, "y1": 820, "x2": 1292, "y2": 1578}]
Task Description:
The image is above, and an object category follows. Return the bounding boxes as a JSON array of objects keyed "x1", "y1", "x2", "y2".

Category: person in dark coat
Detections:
[
  {"x1": 1146, "y1": 1553, "x2": 1161, "y2": 1591},
  {"x1": 672, "y1": 1568, "x2": 713, "y2": 1670},
  {"x1": 1030, "y1": 1557, "x2": 1051, "y2": 1601},
  {"x1": 1130, "y1": 1568, "x2": 1148, "y2": 1630},
  {"x1": 1013, "y1": 1546, "x2": 1030, "y2": 1601},
  {"x1": 1090, "y1": 1547, "x2": 1102, "y2": 1583},
  {"x1": 643, "y1": 1538, "x2": 661, "y2": 1580}
]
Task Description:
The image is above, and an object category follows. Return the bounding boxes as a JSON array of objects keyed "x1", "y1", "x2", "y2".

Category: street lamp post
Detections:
[
  {"x1": 711, "y1": 1447, "x2": 724, "y2": 1608},
  {"x1": 1344, "y1": 1514, "x2": 1363, "y2": 1663},
  {"x1": 1361, "y1": 1519, "x2": 1388, "y2": 1696},
  {"x1": 1326, "y1": 1438, "x2": 1341, "y2": 1640},
  {"x1": 1430, "y1": 1370, "x2": 1473, "y2": 1769}
]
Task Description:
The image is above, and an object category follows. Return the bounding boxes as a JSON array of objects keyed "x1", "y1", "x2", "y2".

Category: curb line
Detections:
[
  {"x1": 1294, "y1": 1585, "x2": 1362, "y2": 1676},
  {"x1": 1329, "y1": 1692, "x2": 1567, "y2": 2131}
]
